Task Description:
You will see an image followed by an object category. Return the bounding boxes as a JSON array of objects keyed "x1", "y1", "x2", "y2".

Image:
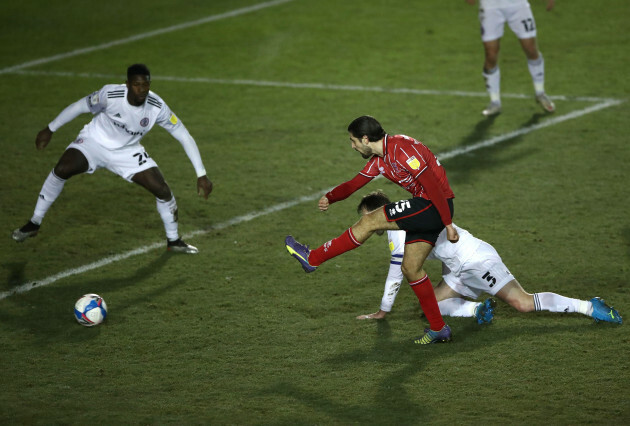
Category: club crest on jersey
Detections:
[
  {"x1": 140, "y1": 117, "x2": 150, "y2": 127},
  {"x1": 73, "y1": 138, "x2": 84, "y2": 144},
  {"x1": 406, "y1": 156, "x2": 421, "y2": 170}
]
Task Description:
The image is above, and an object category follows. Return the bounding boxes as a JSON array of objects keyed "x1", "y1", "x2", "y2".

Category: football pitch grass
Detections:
[{"x1": 1, "y1": 0, "x2": 628, "y2": 424}]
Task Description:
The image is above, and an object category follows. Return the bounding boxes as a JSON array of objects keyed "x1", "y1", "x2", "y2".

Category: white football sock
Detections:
[
  {"x1": 533, "y1": 292, "x2": 590, "y2": 316},
  {"x1": 482, "y1": 66, "x2": 501, "y2": 104},
  {"x1": 31, "y1": 170, "x2": 66, "y2": 225},
  {"x1": 527, "y1": 54, "x2": 546, "y2": 95},
  {"x1": 156, "y1": 194, "x2": 179, "y2": 241},
  {"x1": 438, "y1": 298, "x2": 479, "y2": 317}
]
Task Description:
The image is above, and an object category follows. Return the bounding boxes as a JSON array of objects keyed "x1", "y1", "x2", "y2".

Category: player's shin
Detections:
[
  {"x1": 32, "y1": 170, "x2": 66, "y2": 224},
  {"x1": 308, "y1": 228, "x2": 361, "y2": 266},
  {"x1": 156, "y1": 194, "x2": 179, "y2": 241},
  {"x1": 409, "y1": 275, "x2": 446, "y2": 331}
]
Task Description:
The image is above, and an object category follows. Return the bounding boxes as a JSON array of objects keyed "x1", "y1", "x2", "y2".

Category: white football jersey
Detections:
[
  {"x1": 480, "y1": 0, "x2": 528, "y2": 9},
  {"x1": 78, "y1": 84, "x2": 181, "y2": 150},
  {"x1": 427, "y1": 224, "x2": 483, "y2": 275}
]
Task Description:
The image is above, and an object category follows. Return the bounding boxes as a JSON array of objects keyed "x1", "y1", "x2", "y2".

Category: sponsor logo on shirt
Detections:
[
  {"x1": 112, "y1": 121, "x2": 145, "y2": 137},
  {"x1": 114, "y1": 113, "x2": 122, "y2": 118},
  {"x1": 406, "y1": 156, "x2": 421, "y2": 170}
]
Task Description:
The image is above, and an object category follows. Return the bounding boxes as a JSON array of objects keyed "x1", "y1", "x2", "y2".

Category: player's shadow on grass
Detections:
[
  {"x1": 262, "y1": 321, "x2": 589, "y2": 424},
  {"x1": 0, "y1": 251, "x2": 175, "y2": 345},
  {"x1": 447, "y1": 112, "x2": 546, "y2": 185},
  {"x1": 4, "y1": 261, "x2": 28, "y2": 288}
]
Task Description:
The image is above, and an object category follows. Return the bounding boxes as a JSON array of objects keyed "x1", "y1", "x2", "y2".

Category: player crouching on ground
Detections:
[{"x1": 355, "y1": 191, "x2": 622, "y2": 325}]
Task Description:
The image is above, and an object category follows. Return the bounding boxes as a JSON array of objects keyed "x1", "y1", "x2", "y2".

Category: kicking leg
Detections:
[{"x1": 286, "y1": 206, "x2": 399, "y2": 272}]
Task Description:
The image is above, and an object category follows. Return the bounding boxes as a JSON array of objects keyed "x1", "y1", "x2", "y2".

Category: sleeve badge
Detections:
[{"x1": 406, "y1": 156, "x2": 421, "y2": 170}]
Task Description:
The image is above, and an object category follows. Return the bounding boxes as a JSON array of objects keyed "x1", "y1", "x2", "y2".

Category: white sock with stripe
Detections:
[
  {"x1": 527, "y1": 54, "x2": 546, "y2": 95},
  {"x1": 482, "y1": 66, "x2": 501, "y2": 104},
  {"x1": 156, "y1": 194, "x2": 179, "y2": 241},
  {"x1": 533, "y1": 292, "x2": 591, "y2": 316},
  {"x1": 32, "y1": 170, "x2": 66, "y2": 225}
]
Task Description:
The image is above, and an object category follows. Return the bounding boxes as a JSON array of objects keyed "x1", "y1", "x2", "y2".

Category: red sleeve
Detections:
[
  {"x1": 325, "y1": 174, "x2": 373, "y2": 204},
  {"x1": 417, "y1": 170, "x2": 452, "y2": 226}
]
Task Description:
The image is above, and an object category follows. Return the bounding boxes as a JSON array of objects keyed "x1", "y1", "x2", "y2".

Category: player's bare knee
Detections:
[
  {"x1": 156, "y1": 185, "x2": 172, "y2": 201},
  {"x1": 400, "y1": 262, "x2": 421, "y2": 280},
  {"x1": 53, "y1": 163, "x2": 78, "y2": 180}
]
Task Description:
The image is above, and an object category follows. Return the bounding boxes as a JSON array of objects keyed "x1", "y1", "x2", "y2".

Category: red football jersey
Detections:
[
  {"x1": 325, "y1": 134, "x2": 454, "y2": 226},
  {"x1": 360, "y1": 134, "x2": 454, "y2": 199}
]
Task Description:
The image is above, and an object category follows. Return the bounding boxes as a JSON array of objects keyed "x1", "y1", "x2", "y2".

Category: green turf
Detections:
[{"x1": 1, "y1": 0, "x2": 628, "y2": 424}]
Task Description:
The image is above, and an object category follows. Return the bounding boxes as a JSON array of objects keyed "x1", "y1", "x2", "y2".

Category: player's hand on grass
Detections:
[
  {"x1": 35, "y1": 126, "x2": 53, "y2": 150},
  {"x1": 446, "y1": 224, "x2": 459, "y2": 243},
  {"x1": 197, "y1": 176, "x2": 213, "y2": 199},
  {"x1": 356, "y1": 310, "x2": 387, "y2": 320},
  {"x1": 318, "y1": 195, "x2": 330, "y2": 211}
]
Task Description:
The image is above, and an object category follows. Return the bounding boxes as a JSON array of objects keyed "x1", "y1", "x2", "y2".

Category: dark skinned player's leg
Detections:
[
  {"x1": 131, "y1": 166, "x2": 172, "y2": 201},
  {"x1": 13, "y1": 148, "x2": 89, "y2": 241},
  {"x1": 132, "y1": 167, "x2": 197, "y2": 253},
  {"x1": 131, "y1": 167, "x2": 178, "y2": 240}
]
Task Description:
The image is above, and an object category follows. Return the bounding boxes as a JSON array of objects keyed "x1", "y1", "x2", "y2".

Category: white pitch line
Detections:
[
  {"x1": 0, "y1": 0, "x2": 296, "y2": 75},
  {"x1": 8, "y1": 69, "x2": 623, "y2": 104},
  {"x1": 438, "y1": 98, "x2": 624, "y2": 160},
  {"x1": 0, "y1": 98, "x2": 623, "y2": 301}
]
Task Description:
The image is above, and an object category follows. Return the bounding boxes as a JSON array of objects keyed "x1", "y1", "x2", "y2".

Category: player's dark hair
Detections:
[
  {"x1": 357, "y1": 190, "x2": 391, "y2": 214},
  {"x1": 347, "y1": 116, "x2": 386, "y2": 142},
  {"x1": 127, "y1": 63, "x2": 151, "y2": 80}
]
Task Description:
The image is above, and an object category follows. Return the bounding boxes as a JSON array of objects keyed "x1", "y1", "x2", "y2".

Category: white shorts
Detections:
[
  {"x1": 67, "y1": 137, "x2": 158, "y2": 182},
  {"x1": 479, "y1": 3, "x2": 537, "y2": 42},
  {"x1": 442, "y1": 241, "x2": 515, "y2": 299}
]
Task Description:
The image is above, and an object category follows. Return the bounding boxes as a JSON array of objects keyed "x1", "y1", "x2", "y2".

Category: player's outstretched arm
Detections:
[
  {"x1": 35, "y1": 126, "x2": 53, "y2": 150},
  {"x1": 197, "y1": 175, "x2": 213, "y2": 199},
  {"x1": 318, "y1": 195, "x2": 330, "y2": 211}
]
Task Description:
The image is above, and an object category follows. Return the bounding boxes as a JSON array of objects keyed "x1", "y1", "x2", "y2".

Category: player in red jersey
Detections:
[{"x1": 286, "y1": 115, "x2": 458, "y2": 344}]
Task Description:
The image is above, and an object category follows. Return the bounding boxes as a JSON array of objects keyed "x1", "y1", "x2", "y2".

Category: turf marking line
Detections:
[
  {"x1": 0, "y1": 0, "x2": 297, "y2": 75},
  {"x1": 0, "y1": 98, "x2": 622, "y2": 301},
  {"x1": 8, "y1": 70, "x2": 622, "y2": 104}
]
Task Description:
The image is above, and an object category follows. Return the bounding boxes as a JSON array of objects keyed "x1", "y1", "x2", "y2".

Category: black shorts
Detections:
[{"x1": 383, "y1": 197, "x2": 454, "y2": 245}]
